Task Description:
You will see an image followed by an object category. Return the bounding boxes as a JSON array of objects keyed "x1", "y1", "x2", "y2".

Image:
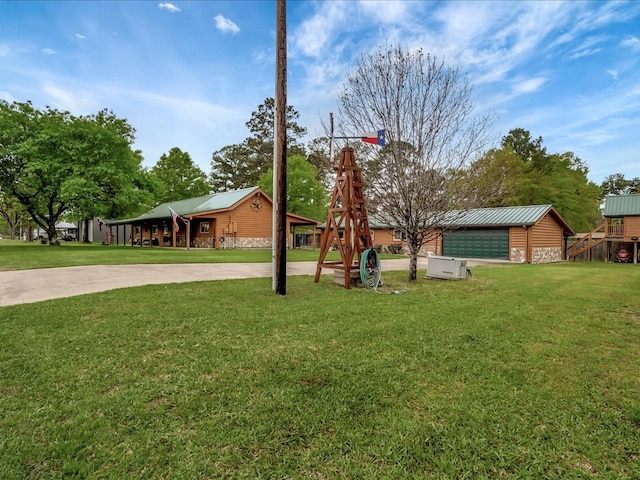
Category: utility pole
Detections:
[{"x1": 273, "y1": 0, "x2": 287, "y2": 294}]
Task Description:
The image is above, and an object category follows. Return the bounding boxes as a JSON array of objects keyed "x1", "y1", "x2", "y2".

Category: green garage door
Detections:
[{"x1": 442, "y1": 229, "x2": 509, "y2": 259}]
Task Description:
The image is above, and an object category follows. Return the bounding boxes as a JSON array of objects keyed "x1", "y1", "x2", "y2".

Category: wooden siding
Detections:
[
  {"x1": 509, "y1": 227, "x2": 527, "y2": 249},
  {"x1": 425, "y1": 232, "x2": 440, "y2": 254},
  {"x1": 509, "y1": 226, "x2": 528, "y2": 262},
  {"x1": 624, "y1": 216, "x2": 640, "y2": 242},
  {"x1": 371, "y1": 228, "x2": 403, "y2": 246},
  {"x1": 531, "y1": 213, "x2": 562, "y2": 248},
  {"x1": 370, "y1": 227, "x2": 440, "y2": 253},
  {"x1": 215, "y1": 193, "x2": 272, "y2": 241}
]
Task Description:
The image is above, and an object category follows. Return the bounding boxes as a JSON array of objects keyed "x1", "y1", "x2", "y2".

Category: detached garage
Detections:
[{"x1": 442, "y1": 205, "x2": 574, "y2": 263}]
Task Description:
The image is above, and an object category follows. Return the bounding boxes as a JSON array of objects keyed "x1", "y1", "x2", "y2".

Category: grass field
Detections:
[
  {"x1": 0, "y1": 240, "x2": 349, "y2": 271},
  {"x1": 1, "y1": 256, "x2": 639, "y2": 478}
]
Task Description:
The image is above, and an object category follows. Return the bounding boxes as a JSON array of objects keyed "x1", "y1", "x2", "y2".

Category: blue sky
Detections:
[{"x1": 1, "y1": 1, "x2": 639, "y2": 184}]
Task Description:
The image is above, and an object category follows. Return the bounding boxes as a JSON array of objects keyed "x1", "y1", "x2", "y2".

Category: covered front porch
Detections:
[{"x1": 106, "y1": 216, "x2": 216, "y2": 249}]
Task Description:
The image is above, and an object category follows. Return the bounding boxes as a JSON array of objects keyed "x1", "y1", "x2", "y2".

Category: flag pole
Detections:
[{"x1": 329, "y1": 112, "x2": 334, "y2": 165}]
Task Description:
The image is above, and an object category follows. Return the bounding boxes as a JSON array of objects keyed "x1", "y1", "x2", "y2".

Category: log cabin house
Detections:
[
  {"x1": 106, "y1": 187, "x2": 319, "y2": 249},
  {"x1": 336, "y1": 204, "x2": 574, "y2": 263},
  {"x1": 568, "y1": 194, "x2": 640, "y2": 263}
]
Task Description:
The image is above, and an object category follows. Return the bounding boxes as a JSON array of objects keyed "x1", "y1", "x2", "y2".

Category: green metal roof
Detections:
[
  {"x1": 446, "y1": 205, "x2": 554, "y2": 227},
  {"x1": 603, "y1": 194, "x2": 640, "y2": 216},
  {"x1": 109, "y1": 187, "x2": 259, "y2": 225},
  {"x1": 319, "y1": 205, "x2": 573, "y2": 234}
]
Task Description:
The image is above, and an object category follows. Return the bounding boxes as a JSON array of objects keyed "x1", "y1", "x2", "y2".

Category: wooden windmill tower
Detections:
[{"x1": 314, "y1": 147, "x2": 373, "y2": 288}]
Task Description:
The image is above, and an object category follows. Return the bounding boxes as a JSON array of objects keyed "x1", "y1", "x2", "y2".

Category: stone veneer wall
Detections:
[
  {"x1": 531, "y1": 247, "x2": 562, "y2": 264},
  {"x1": 193, "y1": 237, "x2": 215, "y2": 248},
  {"x1": 418, "y1": 246, "x2": 437, "y2": 257},
  {"x1": 231, "y1": 237, "x2": 272, "y2": 249},
  {"x1": 510, "y1": 248, "x2": 526, "y2": 263}
]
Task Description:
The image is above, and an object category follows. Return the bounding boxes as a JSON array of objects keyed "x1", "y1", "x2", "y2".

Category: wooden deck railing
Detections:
[{"x1": 607, "y1": 224, "x2": 624, "y2": 236}]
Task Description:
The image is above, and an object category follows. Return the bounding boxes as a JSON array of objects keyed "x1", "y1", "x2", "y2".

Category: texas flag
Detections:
[{"x1": 362, "y1": 129, "x2": 386, "y2": 146}]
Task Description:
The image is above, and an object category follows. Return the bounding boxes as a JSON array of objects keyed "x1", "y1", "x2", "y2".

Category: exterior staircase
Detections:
[{"x1": 567, "y1": 221, "x2": 605, "y2": 261}]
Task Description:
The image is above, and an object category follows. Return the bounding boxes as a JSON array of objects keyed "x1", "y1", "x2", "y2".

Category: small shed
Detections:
[{"x1": 441, "y1": 205, "x2": 574, "y2": 263}]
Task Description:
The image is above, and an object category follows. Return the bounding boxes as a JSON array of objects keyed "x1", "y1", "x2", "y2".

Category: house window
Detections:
[
  {"x1": 163, "y1": 225, "x2": 169, "y2": 234},
  {"x1": 152, "y1": 225, "x2": 158, "y2": 234},
  {"x1": 609, "y1": 217, "x2": 624, "y2": 236},
  {"x1": 135, "y1": 225, "x2": 140, "y2": 235},
  {"x1": 200, "y1": 221, "x2": 210, "y2": 234},
  {"x1": 393, "y1": 229, "x2": 406, "y2": 241}
]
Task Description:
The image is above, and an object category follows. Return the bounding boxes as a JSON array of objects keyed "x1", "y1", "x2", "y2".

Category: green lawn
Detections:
[
  {"x1": 0, "y1": 240, "x2": 352, "y2": 271},
  {"x1": 1, "y1": 261, "x2": 639, "y2": 478}
]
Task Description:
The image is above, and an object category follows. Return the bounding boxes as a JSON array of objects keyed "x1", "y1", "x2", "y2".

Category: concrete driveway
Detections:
[{"x1": 0, "y1": 258, "x2": 433, "y2": 307}]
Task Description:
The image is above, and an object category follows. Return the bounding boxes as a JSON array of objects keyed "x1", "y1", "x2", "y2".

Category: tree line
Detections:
[{"x1": 1, "y1": 43, "x2": 636, "y2": 280}]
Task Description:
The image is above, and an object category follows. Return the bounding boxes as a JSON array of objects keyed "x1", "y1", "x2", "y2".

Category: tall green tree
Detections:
[
  {"x1": 462, "y1": 146, "x2": 529, "y2": 207},
  {"x1": 0, "y1": 101, "x2": 151, "y2": 243},
  {"x1": 501, "y1": 128, "x2": 548, "y2": 172},
  {"x1": 210, "y1": 98, "x2": 307, "y2": 192},
  {"x1": 471, "y1": 128, "x2": 602, "y2": 232},
  {"x1": 600, "y1": 173, "x2": 640, "y2": 196},
  {"x1": 209, "y1": 143, "x2": 253, "y2": 193},
  {"x1": 149, "y1": 147, "x2": 210, "y2": 203},
  {"x1": 258, "y1": 155, "x2": 328, "y2": 221},
  {"x1": 543, "y1": 151, "x2": 602, "y2": 232}
]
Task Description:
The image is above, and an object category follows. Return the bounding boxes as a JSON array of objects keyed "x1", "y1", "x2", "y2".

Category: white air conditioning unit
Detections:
[{"x1": 426, "y1": 256, "x2": 468, "y2": 280}]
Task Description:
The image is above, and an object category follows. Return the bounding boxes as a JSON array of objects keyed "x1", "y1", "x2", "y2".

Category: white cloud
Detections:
[
  {"x1": 0, "y1": 44, "x2": 9, "y2": 56},
  {"x1": 158, "y1": 2, "x2": 180, "y2": 13},
  {"x1": 42, "y1": 48, "x2": 57, "y2": 55},
  {"x1": 620, "y1": 35, "x2": 640, "y2": 52},
  {"x1": 569, "y1": 48, "x2": 602, "y2": 60},
  {"x1": 567, "y1": 34, "x2": 607, "y2": 59},
  {"x1": 512, "y1": 77, "x2": 547, "y2": 94},
  {"x1": 292, "y1": 2, "x2": 346, "y2": 58},
  {"x1": 357, "y1": 0, "x2": 411, "y2": 23},
  {"x1": 42, "y1": 83, "x2": 98, "y2": 113},
  {"x1": 606, "y1": 69, "x2": 619, "y2": 80},
  {"x1": 214, "y1": 14, "x2": 240, "y2": 35},
  {"x1": 75, "y1": 33, "x2": 86, "y2": 40}
]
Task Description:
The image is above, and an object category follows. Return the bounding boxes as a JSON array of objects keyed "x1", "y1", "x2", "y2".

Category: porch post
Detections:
[{"x1": 186, "y1": 220, "x2": 191, "y2": 250}]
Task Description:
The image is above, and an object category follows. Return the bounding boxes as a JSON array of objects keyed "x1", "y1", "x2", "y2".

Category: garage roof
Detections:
[
  {"x1": 323, "y1": 205, "x2": 574, "y2": 235},
  {"x1": 446, "y1": 205, "x2": 574, "y2": 235},
  {"x1": 448, "y1": 204, "x2": 551, "y2": 227},
  {"x1": 603, "y1": 194, "x2": 640, "y2": 216}
]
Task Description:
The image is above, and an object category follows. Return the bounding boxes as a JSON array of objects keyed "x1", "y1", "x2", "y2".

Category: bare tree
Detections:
[{"x1": 338, "y1": 44, "x2": 496, "y2": 280}]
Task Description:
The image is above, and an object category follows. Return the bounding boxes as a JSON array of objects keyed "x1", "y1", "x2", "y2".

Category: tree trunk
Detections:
[
  {"x1": 408, "y1": 241, "x2": 419, "y2": 281},
  {"x1": 83, "y1": 217, "x2": 90, "y2": 243},
  {"x1": 46, "y1": 224, "x2": 59, "y2": 245}
]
